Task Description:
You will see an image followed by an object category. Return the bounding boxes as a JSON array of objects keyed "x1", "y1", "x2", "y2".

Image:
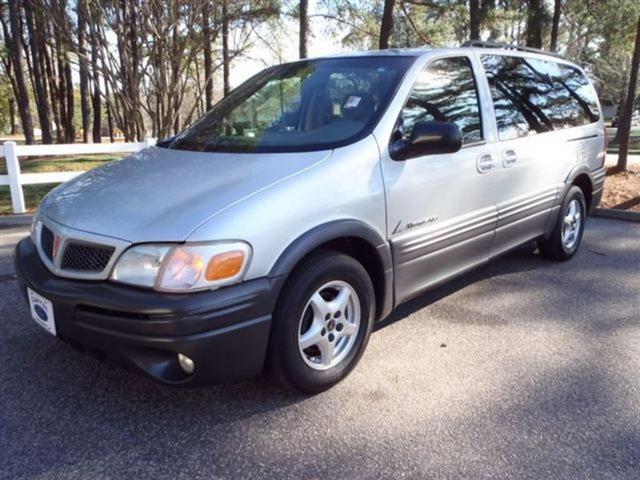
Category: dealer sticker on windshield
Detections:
[
  {"x1": 344, "y1": 96, "x2": 361, "y2": 109},
  {"x1": 27, "y1": 288, "x2": 57, "y2": 336}
]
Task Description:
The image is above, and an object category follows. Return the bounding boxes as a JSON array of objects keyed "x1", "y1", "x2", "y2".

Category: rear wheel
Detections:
[
  {"x1": 268, "y1": 251, "x2": 375, "y2": 394},
  {"x1": 538, "y1": 186, "x2": 587, "y2": 261}
]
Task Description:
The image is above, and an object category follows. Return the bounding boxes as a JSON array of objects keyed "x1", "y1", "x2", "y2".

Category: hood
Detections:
[{"x1": 40, "y1": 146, "x2": 330, "y2": 243}]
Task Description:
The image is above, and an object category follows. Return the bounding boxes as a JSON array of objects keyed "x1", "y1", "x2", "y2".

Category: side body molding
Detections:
[{"x1": 268, "y1": 219, "x2": 394, "y2": 321}]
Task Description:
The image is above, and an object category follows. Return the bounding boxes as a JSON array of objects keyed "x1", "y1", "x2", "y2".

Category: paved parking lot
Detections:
[{"x1": 1, "y1": 217, "x2": 640, "y2": 479}]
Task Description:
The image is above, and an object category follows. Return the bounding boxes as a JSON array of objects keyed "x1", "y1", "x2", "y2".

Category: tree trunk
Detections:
[
  {"x1": 617, "y1": 15, "x2": 640, "y2": 171},
  {"x1": 379, "y1": 0, "x2": 396, "y2": 49},
  {"x1": 9, "y1": 97, "x2": 17, "y2": 134},
  {"x1": 480, "y1": 0, "x2": 495, "y2": 32},
  {"x1": 299, "y1": 0, "x2": 308, "y2": 58},
  {"x1": 77, "y1": 0, "x2": 90, "y2": 142},
  {"x1": 90, "y1": 16, "x2": 101, "y2": 143},
  {"x1": 550, "y1": 0, "x2": 561, "y2": 52},
  {"x1": 7, "y1": 0, "x2": 35, "y2": 144},
  {"x1": 115, "y1": 1, "x2": 132, "y2": 140},
  {"x1": 24, "y1": 0, "x2": 53, "y2": 144},
  {"x1": 42, "y1": 40, "x2": 63, "y2": 142},
  {"x1": 63, "y1": 59, "x2": 75, "y2": 142},
  {"x1": 51, "y1": 0, "x2": 74, "y2": 143},
  {"x1": 55, "y1": 38, "x2": 67, "y2": 141},
  {"x1": 129, "y1": 1, "x2": 144, "y2": 140},
  {"x1": 469, "y1": 0, "x2": 480, "y2": 41},
  {"x1": 615, "y1": 80, "x2": 628, "y2": 143},
  {"x1": 103, "y1": 60, "x2": 114, "y2": 143},
  {"x1": 202, "y1": 2, "x2": 213, "y2": 109},
  {"x1": 525, "y1": 0, "x2": 544, "y2": 49},
  {"x1": 222, "y1": 0, "x2": 230, "y2": 96}
]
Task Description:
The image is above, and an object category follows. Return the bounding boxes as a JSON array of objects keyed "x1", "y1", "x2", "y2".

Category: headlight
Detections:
[
  {"x1": 110, "y1": 241, "x2": 251, "y2": 292},
  {"x1": 111, "y1": 244, "x2": 171, "y2": 288}
]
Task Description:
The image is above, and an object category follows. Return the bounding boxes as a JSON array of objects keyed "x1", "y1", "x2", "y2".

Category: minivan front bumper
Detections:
[{"x1": 14, "y1": 237, "x2": 280, "y2": 386}]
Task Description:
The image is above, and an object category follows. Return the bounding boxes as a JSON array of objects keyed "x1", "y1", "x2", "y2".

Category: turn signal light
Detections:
[{"x1": 205, "y1": 251, "x2": 245, "y2": 281}]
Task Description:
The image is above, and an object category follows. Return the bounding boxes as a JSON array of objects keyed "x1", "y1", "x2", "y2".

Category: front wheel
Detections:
[
  {"x1": 267, "y1": 251, "x2": 375, "y2": 394},
  {"x1": 538, "y1": 185, "x2": 587, "y2": 261}
]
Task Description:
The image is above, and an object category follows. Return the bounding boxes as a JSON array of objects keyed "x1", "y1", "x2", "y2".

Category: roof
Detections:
[{"x1": 320, "y1": 42, "x2": 569, "y2": 63}]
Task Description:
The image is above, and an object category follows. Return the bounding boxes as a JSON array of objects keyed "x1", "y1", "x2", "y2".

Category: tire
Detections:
[
  {"x1": 267, "y1": 250, "x2": 375, "y2": 394},
  {"x1": 538, "y1": 185, "x2": 587, "y2": 261}
]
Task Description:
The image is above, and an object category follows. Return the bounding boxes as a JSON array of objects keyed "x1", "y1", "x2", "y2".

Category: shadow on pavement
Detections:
[
  {"x1": 377, "y1": 242, "x2": 547, "y2": 331},
  {"x1": 2, "y1": 218, "x2": 640, "y2": 478}
]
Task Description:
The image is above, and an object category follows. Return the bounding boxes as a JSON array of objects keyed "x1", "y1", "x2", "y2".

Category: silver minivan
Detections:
[{"x1": 16, "y1": 43, "x2": 606, "y2": 393}]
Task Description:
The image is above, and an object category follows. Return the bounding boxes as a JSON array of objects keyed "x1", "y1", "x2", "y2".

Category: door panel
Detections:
[
  {"x1": 389, "y1": 189, "x2": 496, "y2": 301},
  {"x1": 479, "y1": 54, "x2": 571, "y2": 257},
  {"x1": 491, "y1": 134, "x2": 564, "y2": 257},
  {"x1": 382, "y1": 55, "x2": 498, "y2": 304},
  {"x1": 384, "y1": 145, "x2": 497, "y2": 303}
]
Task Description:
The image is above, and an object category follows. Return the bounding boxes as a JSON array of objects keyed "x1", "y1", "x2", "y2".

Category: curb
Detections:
[
  {"x1": 0, "y1": 214, "x2": 33, "y2": 229},
  {"x1": 592, "y1": 208, "x2": 640, "y2": 223}
]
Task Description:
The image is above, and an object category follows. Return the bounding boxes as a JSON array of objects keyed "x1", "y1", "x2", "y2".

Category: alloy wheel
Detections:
[
  {"x1": 561, "y1": 198, "x2": 583, "y2": 250},
  {"x1": 297, "y1": 280, "x2": 361, "y2": 370}
]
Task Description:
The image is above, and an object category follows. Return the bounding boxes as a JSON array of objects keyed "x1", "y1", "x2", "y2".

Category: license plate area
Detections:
[{"x1": 27, "y1": 287, "x2": 57, "y2": 336}]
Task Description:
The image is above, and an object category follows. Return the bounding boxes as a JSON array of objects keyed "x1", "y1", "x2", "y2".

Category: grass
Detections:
[
  {"x1": 0, "y1": 153, "x2": 122, "y2": 175},
  {"x1": 0, "y1": 153, "x2": 123, "y2": 215},
  {"x1": 606, "y1": 127, "x2": 640, "y2": 154},
  {"x1": 0, "y1": 183, "x2": 62, "y2": 215}
]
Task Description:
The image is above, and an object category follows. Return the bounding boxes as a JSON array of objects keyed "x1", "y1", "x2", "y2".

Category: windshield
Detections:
[{"x1": 162, "y1": 56, "x2": 415, "y2": 153}]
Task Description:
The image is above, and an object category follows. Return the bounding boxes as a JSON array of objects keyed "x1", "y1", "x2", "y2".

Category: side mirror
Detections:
[
  {"x1": 390, "y1": 121, "x2": 462, "y2": 160},
  {"x1": 156, "y1": 135, "x2": 177, "y2": 148}
]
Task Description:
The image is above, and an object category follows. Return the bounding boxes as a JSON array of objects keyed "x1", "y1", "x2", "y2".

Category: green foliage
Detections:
[
  {"x1": 317, "y1": 0, "x2": 381, "y2": 49},
  {"x1": 2, "y1": 0, "x2": 639, "y2": 143},
  {"x1": 0, "y1": 154, "x2": 121, "y2": 175},
  {"x1": 319, "y1": 0, "x2": 640, "y2": 109},
  {"x1": 0, "y1": 75, "x2": 12, "y2": 134},
  {"x1": 0, "y1": 184, "x2": 57, "y2": 214},
  {"x1": 562, "y1": 0, "x2": 640, "y2": 106}
]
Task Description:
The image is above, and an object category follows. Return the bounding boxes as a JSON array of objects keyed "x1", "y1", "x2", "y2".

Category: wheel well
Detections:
[
  {"x1": 572, "y1": 174, "x2": 593, "y2": 211},
  {"x1": 292, "y1": 237, "x2": 386, "y2": 320}
]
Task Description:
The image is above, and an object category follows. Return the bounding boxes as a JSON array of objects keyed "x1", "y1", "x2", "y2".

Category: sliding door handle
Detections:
[
  {"x1": 476, "y1": 154, "x2": 496, "y2": 173},
  {"x1": 502, "y1": 149, "x2": 517, "y2": 167}
]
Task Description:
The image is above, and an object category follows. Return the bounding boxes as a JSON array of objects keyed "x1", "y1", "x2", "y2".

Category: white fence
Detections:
[{"x1": 0, "y1": 139, "x2": 155, "y2": 214}]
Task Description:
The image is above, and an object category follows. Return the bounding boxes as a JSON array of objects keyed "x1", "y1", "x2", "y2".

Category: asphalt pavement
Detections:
[{"x1": 1, "y1": 217, "x2": 639, "y2": 479}]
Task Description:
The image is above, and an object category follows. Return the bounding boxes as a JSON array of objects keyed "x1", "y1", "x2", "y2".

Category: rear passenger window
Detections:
[
  {"x1": 481, "y1": 55, "x2": 553, "y2": 139},
  {"x1": 481, "y1": 55, "x2": 600, "y2": 141},
  {"x1": 556, "y1": 64, "x2": 600, "y2": 125},
  {"x1": 399, "y1": 57, "x2": 482, "y2": 145}
]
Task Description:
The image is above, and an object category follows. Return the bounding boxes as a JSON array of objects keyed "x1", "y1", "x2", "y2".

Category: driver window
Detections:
[{"x1": 399, "y1": 56, "x2": 483, "y2": 144}]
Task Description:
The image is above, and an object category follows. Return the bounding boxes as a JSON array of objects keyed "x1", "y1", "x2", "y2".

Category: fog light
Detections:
[{"x1": 177, "y1": 353, "x2": 195, "y2": 375}]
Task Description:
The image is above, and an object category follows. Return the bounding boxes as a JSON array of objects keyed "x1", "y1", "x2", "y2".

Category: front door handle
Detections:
[
  {"x1": 502, "y1": 149, "x2": 517, "y2": 167},
  {"x1": 476, "y1": 154, "x2": 496, "y2": 173}
]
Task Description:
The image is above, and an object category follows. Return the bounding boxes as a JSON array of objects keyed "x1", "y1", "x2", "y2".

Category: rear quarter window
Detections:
[
  {"x1": 481, "y1": 54, "x2": 600, "y2": 141},
  {"x1": 555, "y1": 64, "x2": 600, "y2": 126}
]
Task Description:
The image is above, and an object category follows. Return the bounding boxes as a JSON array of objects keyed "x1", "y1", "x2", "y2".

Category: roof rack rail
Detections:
[{"x1": 461, "y1": 40, "x2": 564, "y2": 59}]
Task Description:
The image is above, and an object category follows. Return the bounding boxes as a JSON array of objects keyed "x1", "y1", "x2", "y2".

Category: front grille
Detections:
[
  {"x1": 60, "y1": 242, "x2": 115, "y2": 272},
  {"x1": 41, "y1": 225, "x2": 54, "y2": 261}
]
